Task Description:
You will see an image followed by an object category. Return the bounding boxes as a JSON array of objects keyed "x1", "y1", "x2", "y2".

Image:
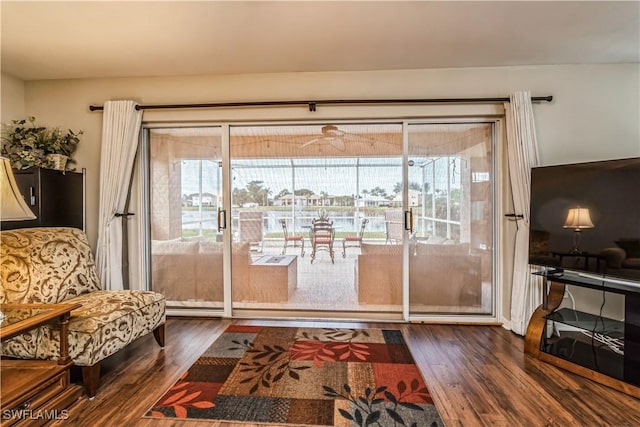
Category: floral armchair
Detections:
[{"x1": 0, "y1": 227, "x2": 166, "y2": 398}]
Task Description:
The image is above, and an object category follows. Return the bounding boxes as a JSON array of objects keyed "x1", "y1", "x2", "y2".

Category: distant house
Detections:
[
  {"x1": 356, "y1": 195, "x2": 391, "y2": 207},
  {"x1": 277, "y1": 193, "x2": 336, "y2": 207},
  {"x1": 191, "y1": 193, "x2": 217, "y2": 207},
  {"x1": 308, "y1": 194, "x2": 335, "y2": 206},
  {"x1": 278, "y1": 194, "x2": 308, "y2": 207}
]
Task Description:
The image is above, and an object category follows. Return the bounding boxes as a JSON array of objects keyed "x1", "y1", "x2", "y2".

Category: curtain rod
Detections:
[{"x1": 89, "y1": 95, "x2": 552, "y2": 112}]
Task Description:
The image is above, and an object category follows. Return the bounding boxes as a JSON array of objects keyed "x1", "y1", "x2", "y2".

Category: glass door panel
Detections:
[
  {"x1": 407, "y1": 123, "x2": 494, "y2": 316},
  {"x1": 229, "y1": 124, "x2": 403, "y2": 315},
  {"x1": 148, "y1": 127, "x2": 225, "y2": 310}
]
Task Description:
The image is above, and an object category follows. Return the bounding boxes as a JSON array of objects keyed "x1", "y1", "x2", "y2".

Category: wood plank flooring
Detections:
[{"x1": 55, "y1": 318, "x2": 640, "y2": 426}]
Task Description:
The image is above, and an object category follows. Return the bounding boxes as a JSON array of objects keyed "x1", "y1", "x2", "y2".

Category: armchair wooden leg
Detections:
[
  {"x1": 82, "y1": 363, "x2": 101, "y2": 399},
  {"x1": 153, "y1": 323, "x2": 165, "y2": 348}
]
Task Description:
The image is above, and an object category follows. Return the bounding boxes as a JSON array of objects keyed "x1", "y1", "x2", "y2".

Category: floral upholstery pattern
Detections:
[
  {"x1": 0, "y1": 227, "x2": 166, "y2": 367},
  {"x1": 0, "y1": 227, "x2": 101, "y2": 303},
  {"x1": 1, "y1": 290, "x2": 165, "y2": 366}
]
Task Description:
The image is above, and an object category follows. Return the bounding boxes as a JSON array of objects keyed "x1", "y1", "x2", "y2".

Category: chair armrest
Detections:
[{"x1": 600, "y1": 247, "x2": 626, "y2": 269}]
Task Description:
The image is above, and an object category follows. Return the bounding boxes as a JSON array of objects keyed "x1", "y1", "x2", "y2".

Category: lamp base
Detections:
[{"x1": 570, "y1": 230, "x2": 582, "y2": 254}]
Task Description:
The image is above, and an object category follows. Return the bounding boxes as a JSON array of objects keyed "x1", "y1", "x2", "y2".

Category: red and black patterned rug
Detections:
[{"x1": 145, "y1": 325, "x2": 444, "y2": 426}]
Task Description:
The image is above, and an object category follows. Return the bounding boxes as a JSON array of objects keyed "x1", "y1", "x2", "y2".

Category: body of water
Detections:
[{"x1": 182, "y1": 209, "x2": 390, "y2": 233}]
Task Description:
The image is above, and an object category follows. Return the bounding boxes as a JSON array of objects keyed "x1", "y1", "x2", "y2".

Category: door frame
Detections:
[
  {"x1": 140, "y1": 114, "x2": 504, "y2": 324},
  {"x1": 402, "y1": 117, "x2": 504, "y2": 324},
  {"x1": 141, "y1": 124, "x2": 228, "y2": 318}
]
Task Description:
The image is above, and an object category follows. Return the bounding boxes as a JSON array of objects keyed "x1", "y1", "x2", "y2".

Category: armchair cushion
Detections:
[
  {"x1": 151, "y1": 239, "x2": 250, "y2": 302},
  {"x1": 0, "y1": 227, "x2": 101, "y2": 304},
  {"x1": 2, "y1": 290, "x2": 165, "y2": 366}
]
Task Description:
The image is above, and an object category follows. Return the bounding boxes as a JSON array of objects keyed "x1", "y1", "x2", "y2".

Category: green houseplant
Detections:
[{"x1": 0, "y1": 116, "x2": 82, "y2": 170}]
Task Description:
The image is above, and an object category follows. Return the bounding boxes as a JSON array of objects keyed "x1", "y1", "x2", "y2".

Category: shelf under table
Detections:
[
  {"x1": 544, "y1": 332, "x2": 625, "y2": 381},
  {"x1": 545, "y1": 308, "x2": 624, "y2": 338}
]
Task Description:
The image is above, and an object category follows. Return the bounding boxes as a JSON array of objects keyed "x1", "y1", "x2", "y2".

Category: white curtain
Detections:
[
  {"x1": 505, "y1": 91, "x2": 542, "y2": 335},
  {"x1": 95, "y1": 100, "x2": 143, "y2": 290}
]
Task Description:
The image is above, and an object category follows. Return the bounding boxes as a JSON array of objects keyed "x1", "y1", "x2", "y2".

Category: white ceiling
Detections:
[{"x1": 1, "y1": 1, "x2": 638, "y2": 81}]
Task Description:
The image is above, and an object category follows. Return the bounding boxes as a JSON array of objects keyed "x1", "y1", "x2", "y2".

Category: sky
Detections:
[
  {"x1": 181, "y1": 157, "x2": 462, "y2": 199},
  {"x1": 182, "y1": 157, "x2": 406, "y2": 197}
]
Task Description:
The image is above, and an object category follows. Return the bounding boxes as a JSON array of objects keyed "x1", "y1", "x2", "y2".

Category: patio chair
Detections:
[
  {"x1": 309, "y1": 218, "x2": 335, "y2": 264},
  {"x1": 342, "y1": 218, "x2": 369, "y2": 257},
  {"x1": 238, "y1": 211, "x2": 264, "y2": 252},
  {"x1": 279, "y1": 218, "x2": 305, "y2": 256},
  {"x1": 385, "y1": 210, "x2": 404, "y2": 244}
]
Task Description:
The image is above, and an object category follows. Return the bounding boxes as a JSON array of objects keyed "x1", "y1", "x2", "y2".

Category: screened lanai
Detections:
[
  {"x1": 229, "y1": 156, "x2": 403, "y2": 241},
  {"x1": 146, "y1": 122, "x2": 494, "y2": 318}
]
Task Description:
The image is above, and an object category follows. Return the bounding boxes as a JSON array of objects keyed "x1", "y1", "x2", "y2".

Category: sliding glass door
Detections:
[
  {"x1": 148, "y1": 127, "x2": 226, "y2": 312},
  {"x1": 407, "y1": 123, "x2": 494, "y2": 317},
  {"x1": 229, "y1": 124, "x2": 403, "y2": 317},
  {"x1": 143, "y1": 120, "x2": 496, "y2": 320}
]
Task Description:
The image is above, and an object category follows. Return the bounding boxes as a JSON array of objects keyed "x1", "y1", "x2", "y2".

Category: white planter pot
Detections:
[{"x1": 46, "y1": 153, "x2": 68, "y2": 171}]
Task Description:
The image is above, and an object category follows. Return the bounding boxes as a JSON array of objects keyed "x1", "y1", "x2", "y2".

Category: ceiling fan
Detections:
[{"x1": 300, "y1": 125, "x2": 380, "y2": 151}]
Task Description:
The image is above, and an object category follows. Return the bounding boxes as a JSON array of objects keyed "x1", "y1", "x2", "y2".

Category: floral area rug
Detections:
[{"x1": 145, "y1": 325, "x2": 444, "y2": 426}]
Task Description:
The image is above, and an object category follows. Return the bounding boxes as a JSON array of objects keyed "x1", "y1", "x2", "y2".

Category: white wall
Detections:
[
  {"x1": 1, "y1": 72, "x2": 25, "y2": 122},
  {"x1": 19, "y1": 63, "x2": 640, "y2": 321},
  {"x1": 22, "y1": 64, "x2": 639, "y2": 244}
]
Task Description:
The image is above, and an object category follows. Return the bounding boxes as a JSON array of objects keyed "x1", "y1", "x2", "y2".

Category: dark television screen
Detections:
[{"x1": 528, "y1": 157, "x2": 640, "y2": 282}]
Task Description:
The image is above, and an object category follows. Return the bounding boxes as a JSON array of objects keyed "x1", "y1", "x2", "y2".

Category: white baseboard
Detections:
[{"x1": 500, "y1": 317, "x2": 511, "y2": 331}]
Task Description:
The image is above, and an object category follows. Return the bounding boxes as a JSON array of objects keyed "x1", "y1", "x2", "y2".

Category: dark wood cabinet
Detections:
[{"x1": 1, "y1": 167, "x2": 85, "y2": 231}]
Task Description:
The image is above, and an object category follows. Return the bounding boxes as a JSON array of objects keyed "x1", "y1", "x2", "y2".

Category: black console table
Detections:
[
  {"x1": 524, "y1": 270, "x2": 640, "y2": 398},
  {"x1": 551, "y1": 252, "x2": 606, "y2": 273}
]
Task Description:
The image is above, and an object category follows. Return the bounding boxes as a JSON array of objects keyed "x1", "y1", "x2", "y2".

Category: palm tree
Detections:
[
  {"x1": 393, "y1": 181, "x2": 423, "y2": 194},
  {"x1": 369, "y1": 186, "x2": 388, "y2": 198},
  {"x1": 245, "y1": 180, "x2": 272, "y2": 206},
  {"x1": 276, "y1": 189, "x2": 291, "y2": 198}
]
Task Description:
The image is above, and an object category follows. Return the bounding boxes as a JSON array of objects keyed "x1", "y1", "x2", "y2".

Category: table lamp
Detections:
[
  {"x1": 1, "y1": 157, "x2": 36, "y2": 222},
  {"x1": 1, "y1": 157, "x2": 36, "y2": 321},
  {"x1": 563, "y1": 206, "x2": 594, "y2": 253}
]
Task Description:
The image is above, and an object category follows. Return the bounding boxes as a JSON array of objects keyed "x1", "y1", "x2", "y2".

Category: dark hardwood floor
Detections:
[{"x1": 56, "y1": 317, "x2": 640, "y2": 426}]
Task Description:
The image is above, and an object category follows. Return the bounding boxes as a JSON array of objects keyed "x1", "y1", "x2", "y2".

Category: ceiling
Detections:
[{"x1": 1, "y1": 1, "x2": 638, "y2": 81}]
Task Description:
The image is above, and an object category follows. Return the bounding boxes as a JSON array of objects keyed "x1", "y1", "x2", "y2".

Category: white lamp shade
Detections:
[
  {"x1": 563, "y1": 207, "x2": 594, "y2": 230},
  {"x1": 1, "y1": 158, "x2": 36, "y2": 221}
]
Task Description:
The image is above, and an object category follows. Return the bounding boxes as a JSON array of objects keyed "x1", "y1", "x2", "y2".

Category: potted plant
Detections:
[{"x1": 0, "y1": 116, "x2": 82, "y2": 171}]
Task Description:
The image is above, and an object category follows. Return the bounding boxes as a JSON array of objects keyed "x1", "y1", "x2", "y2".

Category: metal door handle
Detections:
[
  {"x1": 404, "y1": 209, "x2": 414, "y2": 233},
  {"x1": 217, "y1": 208, "x2": 227, "y2": 231},
  {"x1": 409, "y1": 208, "x2": 414, "y2": 233}
]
